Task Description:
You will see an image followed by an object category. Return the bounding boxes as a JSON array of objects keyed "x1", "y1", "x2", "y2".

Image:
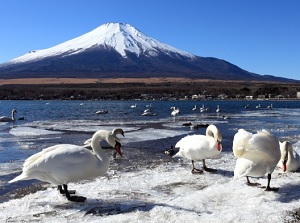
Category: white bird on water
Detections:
[
  {"x1": 9, "y1": 130, "x2": 122, "y2": 202},
  {"x1": 170, "y1": 107, "x2": 180, "y2": 116},
  {"x1": 173, "y1": 124, "x2": 222, "y2": 174},
  {"x1": 0, "y1": 109, "x2": 17, "y2": 122},
  {"x1": 232, "y1": 129, "x2": 280, "y2": 191},
  {"x1": 277, "y1": 141, "x2": 300, "y2": 172}
]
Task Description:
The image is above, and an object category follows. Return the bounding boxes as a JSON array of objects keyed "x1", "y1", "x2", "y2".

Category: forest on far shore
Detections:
[{"x1": 0, "y1": 80, "x2": 299, "y2": 100}]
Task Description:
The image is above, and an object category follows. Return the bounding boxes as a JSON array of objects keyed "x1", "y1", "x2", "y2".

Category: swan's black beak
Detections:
[{"x1": 115, "y1": 141, "x2": 122, "y2": 157}]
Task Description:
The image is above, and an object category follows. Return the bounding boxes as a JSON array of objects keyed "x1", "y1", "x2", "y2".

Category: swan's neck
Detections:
[
  {"x1": 91, "y1": 133, "x2": 110, "y2": 164},
  {"x1": 11, "y1": 111, "x2": 15, "y2": 120}
]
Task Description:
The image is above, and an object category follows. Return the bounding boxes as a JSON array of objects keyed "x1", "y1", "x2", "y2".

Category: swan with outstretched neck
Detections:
[
  {"x1": 233, "y1": 129, "x2": 280, "y2": 191},
  {"x1": 277, "y1": 141, "x2": 300, "y2": 172},
  {"x1": 0, "y1": 109, "x2": 17, "y2": 122},
  {"x1": 173, "y1": 124, "x2": 222, "y2": 173},
  {"x1": 9, "y1": 129, "x2": 122, "y2": 202}
]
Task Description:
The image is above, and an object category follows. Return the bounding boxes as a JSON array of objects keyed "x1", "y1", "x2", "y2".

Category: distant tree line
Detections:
[{"x1": 0, "y1": 81, "x2": 299, "y2": 100}]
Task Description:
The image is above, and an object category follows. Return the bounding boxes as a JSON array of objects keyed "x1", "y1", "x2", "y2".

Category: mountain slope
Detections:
[{"x1": 0, "y1": 23, "x2": 292, "y2": 82}]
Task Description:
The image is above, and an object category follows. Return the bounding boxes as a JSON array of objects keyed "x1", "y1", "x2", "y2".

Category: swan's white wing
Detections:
[
  {"x1": 248, "y1": 129, "x2": 280, "y2": 162},
  {"x1": 23, "y1": 144, "x2": 65, "y2": 168},
  {"x1": 174, "y1": 134, "x2": 219, "y2": 160},
  {"x1": 232, "y1": 129, "x2": 252, "y2": 158},
  {"x1": 22, "y1": 145, "x2": 101, "y2": 184}
]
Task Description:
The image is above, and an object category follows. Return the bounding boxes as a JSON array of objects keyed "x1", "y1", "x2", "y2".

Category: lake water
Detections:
[{"x1": 0, "y1": 99, "x2": 300, "y2": 222}]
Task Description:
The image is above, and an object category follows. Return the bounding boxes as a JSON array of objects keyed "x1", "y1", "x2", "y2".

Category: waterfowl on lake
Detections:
[
  {"x1": 165, "y1": 146, "x2": 175, "y2": 156},
  {"x1": 277, "y1": 141, "x2": 300, "y2": 172},
  {"x1": 170, "y1": 107, "x2": 180, "y2": 116},
  {"x1": 9, "y1": 130, "x2": 122, "y2": 202},
  {"x1": 173, "y1": 124, "x2": 222, "y2": 174},
  {"x1": 233, "y1": 129, "x2": 280, "y2": 191},
  {"x1": 84, "y1": 128, "x2": 125, "y2": 150},
  {"x1": 0, "y1": 109, "x2": 17, "y2": 122}
]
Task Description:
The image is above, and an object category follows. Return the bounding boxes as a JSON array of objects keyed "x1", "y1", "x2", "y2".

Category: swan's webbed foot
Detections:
[
  {"x1": 67, "y1": 195, "x2": 87, "y2": 202},
  {"x1": 246, "y1": 177, "x2": 261, "y2": 187},
  {"x1": 262, "y1": 174, "x2": 279, "y2": 191},
  {"x1": 262, "y1": 186, "x2": 279, "y2": 191},
  {"x1": 202, "y1": 160, "x2": 217, "y2": 172},
  {"x1": 192, "y1": 168, "x2": 203, "y2": 174},
  {"x1": 58, "y1": 185, "x2": 76, "y2": 194},
  {"x1": 246, "y1": 182, "x2": 261, "y2": 187},
  {"x1": 203, "y1": 166, "x2": 217, "y2": 172}
]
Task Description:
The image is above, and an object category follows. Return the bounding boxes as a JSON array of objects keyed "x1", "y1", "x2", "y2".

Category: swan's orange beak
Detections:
[
  {"x1": 282, "y1": 161, "x2": 287, "y2": 172},
  {"x1": 217, "y1": 141, "x2": 222, "y2": 151},
  {"x1": 115, "y1": 141, "x2": 122, "y2": 157}
]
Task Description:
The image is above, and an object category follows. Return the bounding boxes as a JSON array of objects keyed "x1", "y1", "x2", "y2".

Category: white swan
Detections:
[
  {"x1": 192, "y1": 105, "x2": 197, "y2": 111},
  {"x1": 200, "y1": 104, "x2": 207, "y2": 112},
  {"x1": 267, "y1": 104, "x2": 273, "y2": 110},
  {"x1": 131, "y1": 103, "x2": 137, "y2": 108},
  {"x1": 171, "y1": 107, "x2": 180, "y2": 116},
  {"x1": 277, "y1": 141, "x2": 300, "y2": 172},
  {"x1": 9, "y1": 130, "x2": 122, "y2": 202},
  {"x1": 216, "y1": 105, "x2": 221, "y2": 113},
  {"x1": 232, "y1": 129, "x2": 280, "y2": 191},
  {"x1": 0, "y1": 109, "x2": 17, "y2": 122},
  {"x1": 83, "y1": 128, "x2": 124, "y2": 149},
  {"x1": 173, "y1": 124, "x2": 222, "y2": 173}
]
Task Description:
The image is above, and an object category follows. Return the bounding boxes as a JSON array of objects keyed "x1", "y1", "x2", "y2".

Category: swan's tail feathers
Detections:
[{"x1": 9, "y1": 173, "x2": 29, "y2": 183}]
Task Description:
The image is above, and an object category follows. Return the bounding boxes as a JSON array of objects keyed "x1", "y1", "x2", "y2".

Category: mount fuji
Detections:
[{"x1": 0, "y1": 23, "x2": 289, "y2": 81}]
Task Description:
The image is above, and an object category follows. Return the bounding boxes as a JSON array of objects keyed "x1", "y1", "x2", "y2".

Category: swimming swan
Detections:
[
  {"x1": 9, "y1": 130, "x2": 122, "y2": 202},
  {"x1": 170, "y1": 107, "x2": 180, "y2": 116},
  {"x1": 277, "y1": 141, "x2": 300, "y2": 172},
  {"x1": 83, "y1": 128, "x2": 124, "y2": 149},
  {"x1": 0, "y1": 109, "x2": 17, "y2": 122},
  {"x1": 233, "y1": 129, "x2": 280, "y2": 191},
  {"x1": 173, "y1": 124, "x2": 222, "y2": 174}
]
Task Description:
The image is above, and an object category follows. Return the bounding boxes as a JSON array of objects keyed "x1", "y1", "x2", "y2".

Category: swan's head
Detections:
[
  {"x1": 112, "y1": 128, "x2": 125, "y2": 137},
  {"x1": 279, "y1": 141, "x2": 290, "y2": 172},
  {"x1": 206, "y1": 125, "x2": 222, "y2": 142}
]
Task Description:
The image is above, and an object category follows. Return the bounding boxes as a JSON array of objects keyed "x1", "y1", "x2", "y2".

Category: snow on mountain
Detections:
[{"x1": 2, "y1": 23, "x2": 195, "y2": 66}]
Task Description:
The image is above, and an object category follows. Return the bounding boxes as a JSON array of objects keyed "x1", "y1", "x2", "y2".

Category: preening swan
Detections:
[
  {"x1": 232, "y1": 129, "x2": 280, "y2": 191},
  {"x1": 173, "y1": 124, "x2": 222, "y2": 174},
  {"x1": 84, "y1": 128, "x2": 124, "y2": 149},
  {"x1": 0, "y1": 109, "x2": 17, "y2": 122},
  {"x1": 277, "y1": 141, "x2": 300, "y2": 172},
  {"x1": 9, "y1": 130, "x2": 122, "y2": 202}
]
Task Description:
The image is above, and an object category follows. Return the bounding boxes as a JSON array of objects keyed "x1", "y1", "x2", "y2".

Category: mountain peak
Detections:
[{"x1": 2, "y1": 22, "x2": 194, "y2": 66}]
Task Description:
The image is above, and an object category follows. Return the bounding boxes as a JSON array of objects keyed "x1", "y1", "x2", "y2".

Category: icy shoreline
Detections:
[{"x1": 1, "y1": 150, "x2": 300, "y2": 222}]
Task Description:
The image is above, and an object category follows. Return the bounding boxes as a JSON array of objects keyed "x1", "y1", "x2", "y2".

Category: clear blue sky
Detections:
[{"x1": 1, "y1": 0, "x2": 299, "y2": 80}]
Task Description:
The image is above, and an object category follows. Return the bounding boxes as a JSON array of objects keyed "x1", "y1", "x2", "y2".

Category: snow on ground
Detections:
[{"x1": 1, "y1": 150, "x2": 300, "y2": 223}]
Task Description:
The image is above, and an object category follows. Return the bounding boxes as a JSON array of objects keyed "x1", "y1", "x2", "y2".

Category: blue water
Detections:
[{"x1": 0, "y1": 99, "x2": 300, "y2": 195}]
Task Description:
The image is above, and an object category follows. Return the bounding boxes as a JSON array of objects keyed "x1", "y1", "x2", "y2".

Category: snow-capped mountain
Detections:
[
  {"x1": 0, "y1": 22, "x2": 289, "y2": 81},
  {"x1": 2, "y1": 23, "x2": 194, "y2": 65}
]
